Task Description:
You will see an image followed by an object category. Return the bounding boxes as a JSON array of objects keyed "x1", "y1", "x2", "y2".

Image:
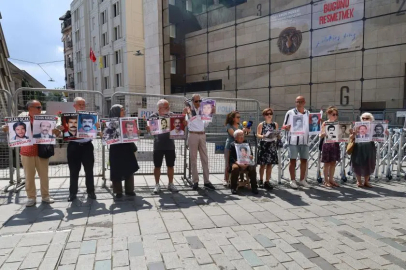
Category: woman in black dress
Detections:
[{"x1": 108, "y1": 104, "x2": 139, "y2": 198}]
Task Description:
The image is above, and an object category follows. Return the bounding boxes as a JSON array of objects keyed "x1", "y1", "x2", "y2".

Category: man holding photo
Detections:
[
  {"x1": 282, "y1": 96, "x2": 310, "y2": 189},
  {"x1": 147, "y1": 99, "x2": 182, "y2": 194}
]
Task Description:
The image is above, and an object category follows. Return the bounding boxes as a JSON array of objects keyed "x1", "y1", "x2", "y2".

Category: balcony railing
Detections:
[
  {"x1": 61, "y1": 18, "x2": 72, "y2": 32},
  {"x1": 66, "y1": 41, "x2": 72, "y2": 48},
  {"x1": 68, "y1": 61, "x2": 73, "y2": 69}
]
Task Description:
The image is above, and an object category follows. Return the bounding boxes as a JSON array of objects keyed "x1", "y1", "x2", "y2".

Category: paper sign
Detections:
[
  {"x1": 325, "y1": 121, "x2": 339, "y2": 143},
  {"x1": 169, "y1": 115, "x2": 186, "y2": 140},
  {"x1": 235, "y1": 143, "x2": 255, "y2": 165},
  {"x1": 371, "y1": 121, "x2": 388, "y2": 143},
  {"x1": 33, "y1": 115, "x2": 57, "y2": 145},
  {"x1": 6, "y1": 117, "x2": 33, "y2": 147},
  {"x1": 100, "y1": 118, "x2": 121, "y2": 145},
  {"x1": 338, "y1": 122, "x2": 351, "y2": 143},
  {"x1": 291, "y1": 115, "x2": 305, "y2": 135},
  {"x1": 77, "y1": 112, "x2": 98, "y2": 139},
  {"x1": 309, "y1": 113, "x2": 322, "y2": 135},
  {"x1": 121, "y1": 117, "x2": 139, "y2": 143},
  {"x1": 61, "y1": 113, "x2": 78, "y2": 140},
  {"x1": 354, "y1": 121, "x2": 372, "y2": 143}
]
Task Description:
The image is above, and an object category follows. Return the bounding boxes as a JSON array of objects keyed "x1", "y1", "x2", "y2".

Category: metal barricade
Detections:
[
  {"x1": 13, "y1": 87, "x2": 105, "y2": 187},
  {"x1": 0, "y1": 89, "x2": 14, "y2": 190},
  {"x1": 111, "y1": 92, "x2": 188, "y2": 185}
]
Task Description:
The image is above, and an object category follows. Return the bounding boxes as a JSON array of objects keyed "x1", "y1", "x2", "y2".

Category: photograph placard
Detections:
[
  {"x1": 354, "y1": 121, "x2": 372, "y2": 143},
  {"x1": 33, "y1": 115, "x2": 57, "y2": 145},
  {"x1": 6, "y1": 117, "x2": 33, "y2": 147},
  {"x1": 262, "y1": 130, "x2": 281, "y2": 142},
  {"x1": 121, "y1": 117, "x2": 139, "y2": 143},
  {"x1": 148, "y1": 117, "x2": 170, "y2": 136},
  {"x1": 77, "y1": 112, "x2": 98, "y2": 139},
  {"x1": 61, "y1": 113, "x2": 78, "y2": 140},
  {"x1": 235, "y1": 143, "x2": 255, "y2": 166},
  {"x1": 199, "y1": 99, "x2": 216, "y2": 121},
  {"x1": 169, "y1": 114, "x2": 186, "y2": 140},
  {"x1": 325, "y1": 121, "x2": 339, "y2": 143},
  {"x1": 371, "y1": 121, "x2": 388, "y2": 143},
  {"x1": 291, "y1": 114, "x2": 305, "y2": 135},
  {"x1": 309, "y1": 113, "x2": 321, "y2": 135},
  {"x1": 100, "y1": 118, "x2": 121, "y2": 145},
  {"x1": 338, "y1": 122, "x2": 351, "y2": 142}
]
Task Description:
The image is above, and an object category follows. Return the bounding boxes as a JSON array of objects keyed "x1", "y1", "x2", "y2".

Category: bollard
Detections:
[{"x1": 386, "y1": 129, "x2": 393, "y2": 180}]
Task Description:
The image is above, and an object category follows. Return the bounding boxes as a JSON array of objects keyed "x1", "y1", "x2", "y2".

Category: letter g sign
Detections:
[{"x1": 340, "y1": 86, "x2": 349, "y2": 106}]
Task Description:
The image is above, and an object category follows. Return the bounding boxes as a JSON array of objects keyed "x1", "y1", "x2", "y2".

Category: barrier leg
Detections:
[
  {"x1": 340, "y1": 143, "x2": 347, "y2": 182},
  {"x1": 397, "y1": 129, "x2": 403, "y2": 180},
  {"x1": 14, "y1": 149, "x2": 24, "y2": 193},
  {"x1": 277, "y1": 148, "x2": 282, "y2": 185},
  {"x1": 4, "y1": 148, "x2": 15, "y2": 192},
  {"x1": 386, "y1": 130, "x2": 393, "y2": 181},
  {"x1": 375, "y1": 143, "x2": 380, "y2": 180}
]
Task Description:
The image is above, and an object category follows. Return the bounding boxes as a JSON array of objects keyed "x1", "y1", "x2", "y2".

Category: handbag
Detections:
[
  {"x1": 346, "y1": 138, "x2": 355, "y2": 155},
  {"x1": 38, "y1": 144, "x2": 55, "y2": 159}
]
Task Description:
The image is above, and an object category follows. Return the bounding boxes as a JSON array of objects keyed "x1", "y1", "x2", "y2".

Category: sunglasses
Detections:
[
  {"x1": 194, "y1": 100, "x2": 202, "y2": 103},
  {"x1": 331, "y1": 113, "x2": 338, "y2": 116},
  {"x1": 264, "y1": 113, "x2": 273, "y2": 116}
]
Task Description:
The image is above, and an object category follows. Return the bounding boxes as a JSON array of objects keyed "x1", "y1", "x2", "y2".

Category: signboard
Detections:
[
  {"x1": 216, "y1": 103, "x2": 236, "y2": 115},
  {"x1": 136, "y1": 151, "x2": 154, "y2": 161},
  {"x1": 46, "y1": 101, "x2": 75, "y2": 115},
  {"x1": 215, "y1": 142, "x2": 225, "y2": 154},
  {"x1": 138, "y1": 109, "x2": 154, "y2": 120},
  {"x1": 270, "y1": 5, "x2": 311, "y2": 38},
  {"x1": 396, "y1": 111, "x2": 406, "y2": 117},
  {"x1": 312, "y1": 0, "x2": 364, "y2": 29}
]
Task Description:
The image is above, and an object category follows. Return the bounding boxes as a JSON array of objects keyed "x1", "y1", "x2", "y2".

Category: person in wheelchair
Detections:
[{"x1": 229, "y1": 129, "x2": 258, "y2": 195}]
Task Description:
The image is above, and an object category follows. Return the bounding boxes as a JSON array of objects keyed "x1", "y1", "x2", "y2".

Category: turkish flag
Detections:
[{"x1": 89, "y1": 48, "x2": 96, "y2": 62}]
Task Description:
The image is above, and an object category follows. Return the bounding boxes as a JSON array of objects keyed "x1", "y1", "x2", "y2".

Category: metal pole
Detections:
[
  {"x1": 386, "y1": 129, "x2": 393, "y2": 180},
  {"x1": 397, "y1": 129, "x2": 403, "y2": 179},
  {"x1": 102, "y1": 145, "x2": 106, "y2": 188},
  {"x1": 277, "y1": 147, "x2": 282, "y2": 184},
  {"x1": 375, "y1": 142, "x2": 380, "y2": 179}
]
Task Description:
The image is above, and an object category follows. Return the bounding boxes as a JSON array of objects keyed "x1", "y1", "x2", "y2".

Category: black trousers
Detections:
[{"x1": 68, "y1": 141, "x2": 95, "y2": 194}]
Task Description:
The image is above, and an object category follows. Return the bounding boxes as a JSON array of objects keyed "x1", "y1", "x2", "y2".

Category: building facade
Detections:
[
  {"x1": 71, "y1": 0, "x2": 145, "y2": 109},
  {"x1": 60, "y1": 11, "x2": 75, "y2": 91},
  {"x1": 155, "y1": 0, "x2": 406, "y2": 122}
]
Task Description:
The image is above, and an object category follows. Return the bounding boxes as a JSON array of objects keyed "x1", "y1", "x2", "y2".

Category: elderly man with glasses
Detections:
[
  {"x1": 183, "y1": 94, "x2": 216, "y2": 191},
  {"x1": 2, "y1": 100, "x2": 60, "y2": 207}
]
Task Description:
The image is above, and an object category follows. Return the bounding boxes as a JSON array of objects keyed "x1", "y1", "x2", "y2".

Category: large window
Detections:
[
  {"x1": 114, "y1": 25, "x2": 121, "y2": 40},
  {"x1": 113, "y1": 2, "x2": 120, "y2": 17},
  {"x1": 102, "y1": 33, "x2": 108, "y2": 46},
  {"x1": 103, "y1": 55, "x2": 109, "y2": 68},
  {"x1": 170, "y1": 55, "x2": 176, "y2": 74},
  {"x1": 115, "y1": 50, "x2": 122, "y2": 64},
  {"x1": 116, "y1": 73, "x2": 122, "y2": 87},
  {"x1": 101, "y1": 10, "x2": 107, "y2": 24}
]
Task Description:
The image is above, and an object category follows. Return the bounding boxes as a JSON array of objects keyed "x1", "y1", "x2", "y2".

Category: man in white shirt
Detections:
[
  {"x1": 66, "y1": 97, "x2": 98, "y2": 201},
  {"x1": 282, "y1": 96, "x2": 311, "y2": 189},
  {"x1": 170, "y1": 118, "x2": 185, "y2": 136},
  {"x1": 183, "y1": 94, "x2": 216, "y2": 191}
]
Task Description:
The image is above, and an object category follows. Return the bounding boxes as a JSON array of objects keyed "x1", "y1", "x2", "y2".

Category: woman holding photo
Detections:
[
  {"x1": 256, "y1": 108, "x2": 278, "y2": 190},
  {"x1": 319, "y1": 106, "x2": 340, "y2": 187},
  {"x1": 350, "y1": 112, "x2": 380, "y2": 188},
  {"x1": 223, "y1": 110, "x2": 243, "y2": 185},
  {"x1": 108, "y1": 104, "x2": 139, "y2": 198}
]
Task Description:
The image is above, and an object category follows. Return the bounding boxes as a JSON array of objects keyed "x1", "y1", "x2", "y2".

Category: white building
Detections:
[{"x1": 71, "y1": 0, "x2": 145, "y2": 109}]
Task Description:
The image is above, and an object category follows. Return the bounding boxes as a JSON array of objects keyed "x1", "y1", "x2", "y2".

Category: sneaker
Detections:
[
  {"x1": 258, "y1": 179, "x2": 264, "y2": 188},
  {"x1": 264, "y1": 181, "x2": 273, "y2": 190},
  {"x1": 115, "y1": 193, "x2": 123, "y2": 199},
  {"x1": 192, "y1": 182, "x2": 199, "y2": 191},
  {"x1": 252, "y1": 187, "x2": 259, "y2": 195},
  {"x1": 88, "y1": 192, "x2": 97, "y2": 200},
  {"x1": 153, "y1": 184, "x2": 161, "y2": 194},
  {"x1": 125, "y1": 192, "x2": 136, "y2": 196},
  {"x1": 168, "y1": 183, "x2": 179, "y2": 193},
  {"x1": 204, "y1": 182, "x2": 216, "y2": 190},
  {"x1": 298, "y1": 180, "x2": 310, "y2": 188},
  {"x1": 68, "y1": 193, "x2": 77, "y2": 202},
  {"x1": 222, "y1": 180, "x2": 228, "y2": 186},
  {"x1": 26, "y1": 198, "x2": 36, "y2": 207},
  {"x1": 290, "y1": 180, "x2": 298, "y2": 189},
  {"x1": 42, "y1": 197, "x2": 55, "y2": 204}
]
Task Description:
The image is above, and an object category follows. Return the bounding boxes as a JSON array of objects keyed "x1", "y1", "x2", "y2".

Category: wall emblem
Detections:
[{"x1": 277, "y1": 27, "x2": 303, "y2": 55}]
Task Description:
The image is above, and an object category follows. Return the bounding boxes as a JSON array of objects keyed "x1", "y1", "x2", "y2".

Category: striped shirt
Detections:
[{"x1": 283, "y1": 108, "x2": 310, "y2": 145}]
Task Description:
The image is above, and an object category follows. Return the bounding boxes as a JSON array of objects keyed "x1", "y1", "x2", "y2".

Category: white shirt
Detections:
[
  {"x1": 170, "y1": 129, "x2": 184, "y2": 136},
  {"x1": 283, "y1": 108, "x2": 310, "y2": 145},
  {"x1": 186, "y1": 106, "x2": 210, "y2": 132}
]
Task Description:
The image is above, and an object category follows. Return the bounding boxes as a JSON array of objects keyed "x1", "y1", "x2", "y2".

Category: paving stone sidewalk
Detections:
[{"x1": 0, "y1": 174, "x2": 405, "y2": 269}]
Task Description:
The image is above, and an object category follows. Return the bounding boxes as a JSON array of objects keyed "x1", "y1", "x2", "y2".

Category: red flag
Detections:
[{"x1": 89, "y1": 48, "x2": 96, "y2": 62}]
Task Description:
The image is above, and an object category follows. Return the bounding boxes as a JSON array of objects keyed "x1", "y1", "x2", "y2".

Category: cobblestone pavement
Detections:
[{"x1": 0, "y1": 174, "x2": 405, "y2": 270}]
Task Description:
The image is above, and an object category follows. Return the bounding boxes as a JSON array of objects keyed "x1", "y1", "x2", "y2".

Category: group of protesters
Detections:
[{"x1": 4, "y1": 94, "x2": 383, "y2": 206}]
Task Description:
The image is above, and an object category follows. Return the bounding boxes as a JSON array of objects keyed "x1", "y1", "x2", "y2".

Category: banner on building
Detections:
[{"x1": 312, "y1": 0, "x2": 364, "y2": 29}]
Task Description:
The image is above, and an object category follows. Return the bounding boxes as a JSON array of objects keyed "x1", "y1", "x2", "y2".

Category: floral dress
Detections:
[{"x1": 257, "y1": 122, "x2": 278, "y2": 165}]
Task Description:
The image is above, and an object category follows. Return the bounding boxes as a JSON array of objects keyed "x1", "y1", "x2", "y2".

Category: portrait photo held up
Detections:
[
  {"x1": 121, "y1": 117, "x2": 139, "y2": 143},
  {"x1": 324, "y1": 121, "x2": 339, "y2": 143},
  {"x1": 338, "y1": 122, "x2": 351, "y2": 142},
  {"x1": 32, "y1": 115, "x2": 57, "y2": 145},
  {"x1": 100, "y1": 118, "x2": 121, "y2": 145},
  {"x1": 199, "y1": 99, "x2": 216, "y2": 121},
  {"x1": 169, "y1": 114, "x2": 186, "y2": 140},
  {"x1": 235, "y1": 143, "x2": 255, "y2": 166},
  {"x1": 371, "y1": 121, "x2": 388, "y2": 143},
  {"x1": 6, "y1": 117, "x2": 32, "y2": 147},
  {"x1": 77, "y1": 112, "x2": 98, "y2": 139},
  {"x1": 147, "y1": 117, "x2": 170, "y2": 136},
  {"x1": 309, "y1": 113, "x2": 322, "y2": 135},
  {"x1": 62, "y1": 113, "x2": 78, "y2": 140},
  {"x1": 291, "y1": 114, "x2": 305, "y2": 135},
  {"x1": 355, "y1": 121, "x2": 372, "y2": 143}
]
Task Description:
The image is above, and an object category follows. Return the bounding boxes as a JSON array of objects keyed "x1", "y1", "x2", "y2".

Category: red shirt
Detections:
[{"x1": 20, "y1": 115, "x2": 38, "y2": 157}]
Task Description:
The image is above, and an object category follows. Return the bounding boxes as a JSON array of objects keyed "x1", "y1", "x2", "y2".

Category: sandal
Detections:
[
  {"x1": 357, "y1": 182, "x2": 363, "y2": 187},
  {"x1": 331, "y1": 181, "x2": 340, "y2": 187},
  {"x1": 364, "y1": 182, "x2": 372, "y2": 188},
  {"x1": 324, "y1": 181, "x2": 332, "y2": 187}
]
